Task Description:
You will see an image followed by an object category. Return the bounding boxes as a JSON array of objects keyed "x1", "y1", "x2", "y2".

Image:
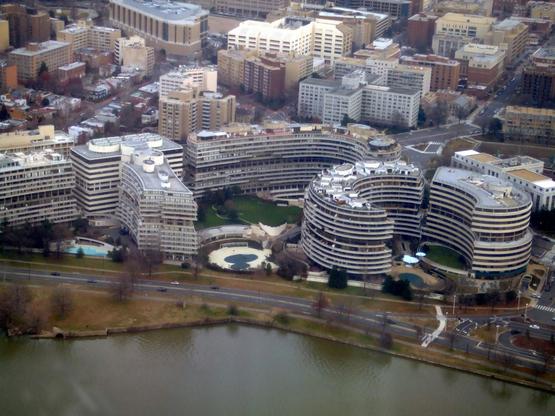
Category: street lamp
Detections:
[{"x1": 517, "y1": 290, "x2": 521, "y2": 311}]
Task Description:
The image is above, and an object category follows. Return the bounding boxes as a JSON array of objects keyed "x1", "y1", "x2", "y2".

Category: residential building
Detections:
[
  {"x1": 121, "y1": 39, "x2": 155, "y2": 77},
  {"x1": 407, "y1": 13, "x2": 438, "y2": 51},
  {"x1": 8, "y1": 41, "x2": 72, "y2": 83},
  {"x1": 227, "y1": 17, "x2": 352, "y2": 64},
  {"x1": 432, "y1": 13, "x2": 496, "y2": 57},
  {"x1": 484, "y1": 19, "x2": 528, "y2": 66},
  {"x1": 521, "y1": 46, "x2": 555, "y2": 105},
  {"x1": 361, "y1": 84, "x2": 420, "y2": 128},
  {"x1": 356, "y1": 38, "x2": 401, "y2": 77},
  {"x1": 332, "y1": 0, "x2": 412, "y2": 19},
  {"x1": 70, "y1": 133, "x2": 183, "y2": 220},
  {"x1": 455, "y1": 43, "x2": 505, "y2": 90},
  {"x1": 108, "y1": 0, "x2": 209, "y2": 56},
  {"x1": 0, "y1": 4, "x2": 49, "y2": 48},
  {"x1": 185, "y1": 123, "x2": 397, "y2": 198},
  {"x1": 385, "y1": 64, "x2": 432, "y2": 96},
  {"x1": 114, "y1": 36, "x2": 145, "y2": 65},
  {"x1": 159, "y1": 66, "x2": 217, "y2": 97},
  {"x1": 423, "y1": 167, "x2": 532, "y2": 281},
  {"x1": 217, "y1": 49, "x2": 258, "y2": 88},
  {"x1": 0, "y1": 62, "x2": 17, "y2": 92},
  {"x1": 159, "y1": 89, "x2": 236, "y2": 141},
  {"x1": 0, "y1": 125, "x2": 74, "y2": 157},
  {"x1": 119, "y1": 149, "x2": 197, "y2": 262},
  {"x1": 301, "y1": 161, "x2": 423, "y2": 277},
  {"x1": 57, "y1": 21, "x2": 121, "y2": 53},
  {"x1": 0, "y1": 20, "x2": 8, "y2": 52},
  {"x1": 298, "y1": 78, "x2": 342, "y2": 120},
  {"x1": 57, "y1": 62, "x2": 86, "y2": 86},
  {"x1": 400, "y1": 54, "x2": 460, "y2": 91},
  {"x1": 501, "y1": 106, "x2": 555, "y2": 146},
  {"x1": 452, "y1": 150, "x2": 555, "y2": 211},
  {"x1": 0, "y1": 149, "x2": 77, "y2": 227}
]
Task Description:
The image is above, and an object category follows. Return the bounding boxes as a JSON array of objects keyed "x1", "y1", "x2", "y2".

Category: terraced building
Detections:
[
  {"x1": 423, "y1": 167, "x2": 532, "y2": 280},
  {"x1": 184, "y1": 123, "x2": 400, "y2": 200},
  {"x1": 301, "y1": 161, "x2": 423, "y2": 276}
]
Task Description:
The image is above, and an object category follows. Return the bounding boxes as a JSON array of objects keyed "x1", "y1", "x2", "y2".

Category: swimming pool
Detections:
[
  {"x1": 399, "y1": 273, "x2": 425, "y2": 288},
  {"x1": 65, "y1": 245, "x2": 109, "y2": 257}
]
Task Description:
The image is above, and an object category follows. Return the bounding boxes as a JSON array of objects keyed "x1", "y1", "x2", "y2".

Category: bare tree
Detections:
[
  {"x1": 414, "y1": 325, "x2": 423, "y2": 342},
  {"x1": 0, "y1": 284, "x2": 32, "y2": 331},
  {"x1": 380, "y1": 332, "x2": 393, "y2": 349},
  {"x1": 52, "y1": 223, "x2": 72, "y2": 258},
  {"x1": 447, "y1": 331, "x2": 457, "y2": 351},
  {"x1": 112, "y1": 274, "x2": 134, "y2": 302},
  {"x1": 312, "y1": 291, "x2": 329, "y2": 318},
  {"x1": 50, "y1": 286, "x2": 73, "y2": 319}
]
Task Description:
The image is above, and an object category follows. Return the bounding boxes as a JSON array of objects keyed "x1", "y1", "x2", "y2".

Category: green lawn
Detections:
[
  {"x1": 424, "y1": 245, "x2": 466, "y2": 270},
  {"x1": 196, "y1": 196, "x2": 302, "y2": 229}
]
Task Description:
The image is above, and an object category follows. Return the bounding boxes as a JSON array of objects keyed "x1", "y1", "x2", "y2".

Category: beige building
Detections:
[
  {"x1": 108, "y1": 0, "x2": 209, "y2": 57},
  {"x1": 0, "y1": 20, "x2": 8, "y2": 52},
  {"x1": 57, "y1": 21, "x2": 121, "y2": 53},
  {"x1": 0, "y1": 125, "x2": 74, "y2": 156},
  {"x1": 8, "y1": 41, "x2": 72, "y2": 83},
  {"x1": 502, "y1": 106, "x2": 555, "y2": 146},
  {"x1": 159, "y1": 89, "x2": 236, "y2": 141},
  {"x1": 432, "y1": 13, "x2": 496, "y2": 57},
  {"x1": 455, "y1": 43, "x2": 505, "y2": 89},
  {"x1": 433, "y1": 0, "x2": 493, "y2": 16},
  {"x1": 121, "y1": 39, "x2": 155, "y2": 77},
  {"x1": 159, "y1": 66, "x2": 218, "y2": 97},
  {"x1": 529, "y1": 2, "x2": 555, "y2": 23},
  {"x1": 217, "y1": 48, "x2": 312, "y2": 90},
  {"x1": 484, "y1": 19, "x2": 528, "y2": 67}
]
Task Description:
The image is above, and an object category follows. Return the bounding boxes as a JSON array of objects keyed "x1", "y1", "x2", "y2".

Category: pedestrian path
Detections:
[
  {"x1": 421, "y1": 306, "x2": 446, "y2": 348},
  {"x1": 533, "y1": 304, "x2": 555, "y2": 313}
]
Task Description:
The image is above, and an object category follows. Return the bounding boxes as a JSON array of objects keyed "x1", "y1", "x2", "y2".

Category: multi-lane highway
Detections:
[{"x1": 1, "y1": 264, "x2": 553, "y2": 373}]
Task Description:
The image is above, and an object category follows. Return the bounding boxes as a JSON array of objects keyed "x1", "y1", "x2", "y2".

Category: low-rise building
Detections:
[
  {"x1": 119, "y1": 149, "x2": 197, "y2": 262},
  {"x1": 455, "y1": 43, "x2": 505, "y2": 90},
  {"x1": 57, "y1": 62, "x2": 86, "y2": 86},
  {"x1": 0, "y1": 149, "x2": 77, "y2": 227},
  {"x1": 501, "y1": 106, "x2": 555, "y2": 146},
  {"x1": 452, "y1": 149, "x2": 555, "y2": 211}
]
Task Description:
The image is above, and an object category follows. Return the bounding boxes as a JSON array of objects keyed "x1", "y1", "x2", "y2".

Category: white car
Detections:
[
  {"x1": 170, "y1": 281, "x2": 180, "y2": 285},
  {"x1": 529, "y1": 324, "x2": 540, "y2": 330}
]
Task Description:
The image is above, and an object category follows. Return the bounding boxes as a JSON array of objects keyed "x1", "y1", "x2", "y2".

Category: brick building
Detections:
[
  {"x1": 400, "y1": 53, "x2": 460, "y2": 91},
  {"x1": 407, "y1": 13, "x2": 438, "y2": 51}
]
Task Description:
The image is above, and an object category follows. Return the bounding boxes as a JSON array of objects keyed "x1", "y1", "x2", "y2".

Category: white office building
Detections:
[{"x1": 159, "y1": 65, "x2": 218, "y2": 97}]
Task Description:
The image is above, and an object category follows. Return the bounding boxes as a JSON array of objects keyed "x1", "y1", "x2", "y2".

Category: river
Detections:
[{"x1": 0, "y1": 325, "x2": 553, "y2": 415}]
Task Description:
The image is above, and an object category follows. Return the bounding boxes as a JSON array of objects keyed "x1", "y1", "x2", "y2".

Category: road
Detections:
[
  {"x1": 1, "y1": 264, "x2": 553, "y2": 373},
  {"x1": 392, "y1": 123, "x2": 480, "y2": 146}
]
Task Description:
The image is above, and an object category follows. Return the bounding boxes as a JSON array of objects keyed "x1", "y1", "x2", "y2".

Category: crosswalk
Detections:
[{"x1": 534, "y1": 304, "x2": 555, "y2": 313}]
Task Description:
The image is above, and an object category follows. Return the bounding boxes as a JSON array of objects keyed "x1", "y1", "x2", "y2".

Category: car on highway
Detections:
[
  {"x1": 170, "y1": 281, "x2": 180, "y2": 285},
  {"x1": 529, "y1": 324, "x2": 540, "y2": 330},
  {"x1": 50, "y1": 272, "x2": 60, "y2": 276},
  {"x1": 157, "y1": 287, "x2": 167, "y2": 292},
  {"x1": 210, "y1": 285, "x2": 220, "y2": 290},
  {"x1": 87, "y1": 279, "x2": 97, "y2": 284}
]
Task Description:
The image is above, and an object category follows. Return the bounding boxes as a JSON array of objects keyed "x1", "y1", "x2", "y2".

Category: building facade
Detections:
[
  {"x1": 501, "y1": 106, "x2": 555, "y2": 146},
  {"x1": 57, "y1": 22, "x2": 121, "y2": 53},
  {"x1": 484, "y1": 19, "x2": 528, "y2": 67},
  {"x1": 423, "y1": 167, "x2": 532, "y2": 280},
  {"x1": 452, "y1": 150, "x2": 555, "y2": 212},
  {"x1": 0, "y1": 125, "x2": 74, "y2": 156},
  {"x1": 432, "y1": 13, "x2": 496, "y2": 57},
  {"x1": 0, "y1": 4, "x2": 49, "y2": 48},
  {"x1": 407, "y1": 12, "x2": 438, "y2": 51},
  {"x1": 108, "y1": 0, "x2": 209, "y2": 56},
  {"x1": 70, "y1": 133, "x2": 183, "y2": 219},
  {"x1": 521, "y1": 46, "x2": 555, "y2": 105},
  {"x1": 8, "y1": 41, "x2": 72, "y2": 83},
  {"x1": 400, "y1": 54, "x2": 460, "y2": 91},
  {"x1": 185, "y1": 123, "x2": 398, "y2": 199},
  {"x1": 455, "y1": 43, "x2": 505, "y2": 90},
  {"x1": 0, "y1": 150, "x2": 77, "y2": 227},
  {"x1": 159, "y1": 89, "x2": 236, "y2": 141},
  {"x1": 160, "y1": 66, "x2": 217, "y2": 96},
  {"x1": 301, "y1": 161, "x2": 423, "y2": 277},
  {"x1": 119, "y1": 149, "x2": 197, "y2": 262}
]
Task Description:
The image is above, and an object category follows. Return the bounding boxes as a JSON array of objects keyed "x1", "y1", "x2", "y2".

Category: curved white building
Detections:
[
  {"x1": 185, "y1": 123, "x2": 400, "y2": 200},
  {"x1": 301, "y1": 161, "x2": 423, "y2": 276},
  {"x1": 118, "y1": 149, "x2": 197, "y2": 262},
  {"x1": 423, "y1": 167, "x2": 532, "y2": 280}
]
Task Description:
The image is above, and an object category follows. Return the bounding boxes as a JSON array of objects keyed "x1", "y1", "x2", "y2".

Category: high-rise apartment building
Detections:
[
  {"x1": 57, "y1": 21, "x2": 121, "y2": 53},
  {"x1": 385, "y1": 64, "x2": 432, "y2": 96},
  {"x1": 8, "y1": 41, "x2": 72, "y2": 83},
  {"x1": 119, "y1": 149, "x2": 197, "y2": 262},
  {"x1": 521, "y1": 46, "x2": 555, "y2": 105},
  {"x1": 400, "y1": 54, "x2": 460, "y2": 91},
  {"x1": 108, "y1": 0, "x2": 209, "y2": 56},
  {"x1": 70, "y1": 134, "x2": 183, "y2": 220},
  {"x1": 159, "y1": 89, "x2": 236, "y2": 141},
  {"x1": 0, "y1": 150, "x2": 77, "y2": 227},
  {"x1": 0, "y1": 4, "x2": 49, "y2": 48},
  {"x1": 121, "y1": 39, "x2": 155, "y2": 77}
]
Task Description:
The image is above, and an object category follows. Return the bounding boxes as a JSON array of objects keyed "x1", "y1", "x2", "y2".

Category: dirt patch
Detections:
[{"x1": 513, "y1": 335, "x2": 555, "y2": 356}]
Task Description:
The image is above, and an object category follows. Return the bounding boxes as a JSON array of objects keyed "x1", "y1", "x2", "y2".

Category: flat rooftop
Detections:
[
  {"x1": 509, "y1": 169, "x2": 550, "y2": 183},
  {"x1": 434, "y1": 167, "x2": 530, "y2": 208},
  {"x1": 127, "y1": 154, "x2": 191, "y2": 193},
  {"x1": 112, "y1": 0, "x2": 207, "y2": 22},
  {"x1": 467, "y1": 152, "x2": 500, "y2": 164},
  {"x1": 10, "y1": 41, "x2": 70, "y2": 56}
]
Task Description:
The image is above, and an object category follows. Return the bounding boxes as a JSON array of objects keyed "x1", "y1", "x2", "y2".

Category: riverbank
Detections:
[{"x1": 9, "y1": 284, "x2": 552, "y2": 393}]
